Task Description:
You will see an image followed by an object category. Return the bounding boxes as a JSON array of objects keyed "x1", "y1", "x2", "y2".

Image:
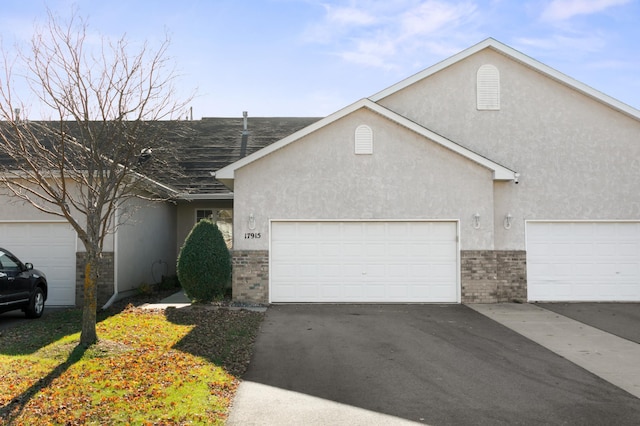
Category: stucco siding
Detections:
[
  {"x1": 116, "y1": 199, "x2": 177, "y2": 292},
  {"x1": 378, "y1": 49, "x2": 640, "y2": 249},
  {"x1": 233, "y1": 108, "x2": 495, "y2": 251}
]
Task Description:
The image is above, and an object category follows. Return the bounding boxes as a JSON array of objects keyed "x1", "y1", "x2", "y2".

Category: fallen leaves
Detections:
[{"x1": 0, "y1": 305, "x2": 264, "y2": 425}]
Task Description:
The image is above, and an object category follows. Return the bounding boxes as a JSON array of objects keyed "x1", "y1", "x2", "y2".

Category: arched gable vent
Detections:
[
  {"x1": 477, "y1": 64, "x2": 500, "y2": 110},
  {"x1": 355, "y1": 124, "x2": 373, "y2": 154}
]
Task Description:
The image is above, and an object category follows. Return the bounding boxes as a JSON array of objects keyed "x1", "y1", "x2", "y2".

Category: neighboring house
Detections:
[
  {"x1": 0, "y1": 116, "x2": 318, "y2": 307},
  {"x1": 216, "y1": 38, "x2": 640, "y2": 304}
]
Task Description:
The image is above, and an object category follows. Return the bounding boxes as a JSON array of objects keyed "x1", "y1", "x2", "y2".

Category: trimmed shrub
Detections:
[{"x1": 177, "y1": 219, "x2": 231, "y2": 302}]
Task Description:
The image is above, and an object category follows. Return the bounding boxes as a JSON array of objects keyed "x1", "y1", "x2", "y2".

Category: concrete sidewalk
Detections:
[
  {"x1": 141, "y1": 291, "x2": 191, "y2": 309},
  {"x1": 469, "y1": 303, "x2": 640, "y2": 399},
  {"x1": 141, "y1": 291, "x2": 268, "y2": 312}
]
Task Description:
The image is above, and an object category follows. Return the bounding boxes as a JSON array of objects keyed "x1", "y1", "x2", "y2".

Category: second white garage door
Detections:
[
  {"x1": 270, "y1": 221, "x2": 459, "y2": 303},
  {"x1": 527, "y1": 222, "x2": 640, "y2": 302},
  {"x1": 0, "y1": 222, "x2": 77, "y2": 306}
]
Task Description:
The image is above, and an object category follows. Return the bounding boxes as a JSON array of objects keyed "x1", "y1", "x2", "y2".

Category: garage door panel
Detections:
[
  {"x1": 0, "y1": 222, "x2": 76, "y2": 306},
  {"x1": 527, "y1": 222, "x2": 640, "y2": 302},
  {"x1": 271, "y1": 221, "x2": 458, "y2": 303}
]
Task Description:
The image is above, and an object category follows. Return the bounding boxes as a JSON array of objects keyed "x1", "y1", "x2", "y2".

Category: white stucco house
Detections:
[
  {"x1": 3, "y1": 38, "x2": 639, "y2": 307},
  {"x1": 216, "y1": 38, "x2": 640, "y2": 304}
]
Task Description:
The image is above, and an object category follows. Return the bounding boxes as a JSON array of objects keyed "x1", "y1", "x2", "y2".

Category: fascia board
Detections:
[
  {"x1": 371, "y1": 38, "x2": 640, "y2": 121},
  {"x1": 214, "y1": 99, "x2": 373, "y2": 190},
  {"x1": 370, "y1": 38, "x2": 496, "y2": 102},
  {"x1": 366, "y1": 102, "x2": 516, "y2": 181},
  {"x1": 1, "y1": 169, "x2": 180, "y2": 198},
  {"x1": 177, "y1": 192, "x2": 234, "y2": 201},
  {"x1": 215, "y1": 98, "x2": 516, "y2": 189},
  {"x1": 493, "y1": 42, "x2": 640, "y2": 121}
]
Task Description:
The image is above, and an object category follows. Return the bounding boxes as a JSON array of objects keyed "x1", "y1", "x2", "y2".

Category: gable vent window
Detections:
[
  {"x1": 354, "y1": 125, "x2": 373, "y2": 154},
  {"x1": 477, "y1": 64, "x2": 500, "y2": 110}
]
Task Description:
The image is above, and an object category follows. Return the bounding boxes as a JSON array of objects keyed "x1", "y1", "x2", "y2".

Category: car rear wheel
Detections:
[{"x1": 25, "y1": 287, "x2": 45, "y2": 318}]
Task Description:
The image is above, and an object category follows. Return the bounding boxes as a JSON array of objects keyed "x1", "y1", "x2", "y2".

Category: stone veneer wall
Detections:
[
  {"x1": 75, "y1": 252, "x2": 115, "y2": 307},
  {"x1": 461, "y1": 250, "x2": 527, "y2": 303},
  {"x1": 232, "y1": 250, "x2": 269, "y2": 304}
]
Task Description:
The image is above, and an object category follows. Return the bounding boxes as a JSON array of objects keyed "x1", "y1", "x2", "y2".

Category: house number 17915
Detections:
[{"x1": 244, "y1": 233, "x2": 261, "y2": 239}]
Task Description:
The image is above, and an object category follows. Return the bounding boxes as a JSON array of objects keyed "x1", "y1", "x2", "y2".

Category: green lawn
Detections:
[{"x1": 0, "y1": 302, "x2": 264, "y2": 425}]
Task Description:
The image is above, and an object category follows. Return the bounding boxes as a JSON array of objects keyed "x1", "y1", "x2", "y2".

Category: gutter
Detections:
[{"x1": 177, "y1": 192, "x2": 234, "y2": 201}]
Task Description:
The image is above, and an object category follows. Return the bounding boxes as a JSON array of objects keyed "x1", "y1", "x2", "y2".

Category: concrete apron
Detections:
[
  {"x1": 469, "y1": 303, "x2": 640, "y2": 399},
  {"x1": 226, "y1": 382, "x2": 421, "y2": 426}
]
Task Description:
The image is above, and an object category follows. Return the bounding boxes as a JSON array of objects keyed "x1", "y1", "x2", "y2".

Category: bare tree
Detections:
[{"x1": 0, "y1": 11, "x2": 189, "y2": 346}]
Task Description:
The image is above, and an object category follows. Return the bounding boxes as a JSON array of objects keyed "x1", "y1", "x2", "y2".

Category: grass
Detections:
[{"x1": 0, "y1": 294, "x2": 264, "y2": 425}]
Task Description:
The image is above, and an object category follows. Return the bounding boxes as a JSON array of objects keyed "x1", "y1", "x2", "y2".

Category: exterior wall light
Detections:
[
  {"x1": 504, "y1": 213, "x2": 513, "y2": 230},
  {"x1": 248, "y1": 213, "x2": 256, "y2": 230},
  {"x1": 473, "y1": 213, "x2": 481, "y2": 229}
]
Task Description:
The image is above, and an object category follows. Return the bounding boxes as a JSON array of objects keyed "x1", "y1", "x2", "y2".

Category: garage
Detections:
[
  {"x1": 270, "y1": 221, "x2": 459, "y2": 303},
  {"x1": 527, "y1": 222, "x2": 640, "y2": 301},
  {"x1": 0, "y1": 222, "x2": 77, "y2": 306}
]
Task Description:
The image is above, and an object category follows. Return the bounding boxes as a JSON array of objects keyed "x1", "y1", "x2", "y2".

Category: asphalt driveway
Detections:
[
  {"x1": 0, "y1": 307, "x2": 63, "y2": 330},
  {"x1": 538, "y1": 302, "x2": 640, "y2": 344},
  {"x1": 231, "y1": 304, "x2": 640, "y2": 425}
]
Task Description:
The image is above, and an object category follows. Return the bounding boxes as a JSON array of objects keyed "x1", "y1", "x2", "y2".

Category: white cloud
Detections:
[
  {"x1": 400, "y1": 1, "x2": 478, "y2": 38},
  {"x1": 541, "y1": 0, "x2": 632, "y2": 21},
  {"x1": 516, "y1": 33, "x2": 607, "y2": 53},
  {"x1": 324, "y1": 5, "x2": 378, "y2": 26},
  {"x1": 303, "y1": 1, "x2": 480, "y2": 69}
]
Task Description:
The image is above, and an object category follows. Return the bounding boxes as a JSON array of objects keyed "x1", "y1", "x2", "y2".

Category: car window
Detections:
[{"x1": 0, "y1": 253, "x2": 20, "y2": 272}]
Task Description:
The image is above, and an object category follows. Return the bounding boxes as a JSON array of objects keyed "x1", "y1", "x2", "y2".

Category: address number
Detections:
[{"x1": 244, "y1": 233, "x2": 261, "y2": 239}]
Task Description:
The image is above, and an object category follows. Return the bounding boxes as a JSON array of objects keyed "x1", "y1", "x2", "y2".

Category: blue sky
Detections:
[{"x1": 1, "y1": 0, "x2": 639, "y2": 119}]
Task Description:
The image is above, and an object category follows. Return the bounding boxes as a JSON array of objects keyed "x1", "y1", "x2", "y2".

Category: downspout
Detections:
[{"x1": 101, "y1": 206, "x2": 120, "y2": 310}]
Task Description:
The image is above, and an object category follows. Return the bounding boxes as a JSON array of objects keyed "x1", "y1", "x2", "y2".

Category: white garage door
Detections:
[
  {"x1": 527, "y1": 222, "x2": 640, "y2": 302},
  {"x1": 270, "y1": 221, "x2": 458, "y2": 303},
  {"x1": 0, "y1": 222, "x2": 77, "y2": 306}
]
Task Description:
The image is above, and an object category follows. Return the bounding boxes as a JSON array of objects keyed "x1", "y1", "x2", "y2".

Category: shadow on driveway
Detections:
[{"x1": 240, "y1": 304, "x2": 640, "y2": 426}]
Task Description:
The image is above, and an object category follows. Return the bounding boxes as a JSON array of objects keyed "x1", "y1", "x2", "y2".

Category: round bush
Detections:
[{"x1": 177, "y1": 219, "x2": 231, "y2": 302}]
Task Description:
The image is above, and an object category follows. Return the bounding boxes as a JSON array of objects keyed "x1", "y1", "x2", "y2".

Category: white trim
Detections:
[
  {"x1": 268, "y1": 218, "x2": 461, "y2": 304},
  {"x1": 177, "y1": 192, "x2": 234, "y2": 201},
  {"x1": 216, "y1": 99, "x2": 517, "y2": 189},
  {"x1": 370, "y1": 38, "x2": 640, "y2": 121}
]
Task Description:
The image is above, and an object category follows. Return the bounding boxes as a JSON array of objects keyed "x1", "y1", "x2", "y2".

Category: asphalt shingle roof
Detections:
[
  {"x1": 167, "y1": 116, "x2": 320, "y2": 194},
  {"x1": 0, "y1": 116, "x2": 321, "y2": 196}
]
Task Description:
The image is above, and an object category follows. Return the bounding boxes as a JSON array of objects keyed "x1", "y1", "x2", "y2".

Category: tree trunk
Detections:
[{"x1": 80, "y1": 255, "x2": 98, "y2": 347}]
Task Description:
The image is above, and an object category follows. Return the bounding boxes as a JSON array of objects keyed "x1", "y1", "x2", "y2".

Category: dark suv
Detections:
[{"x1": 0, "y1": 248, "x2": 48, "y2": 318}]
